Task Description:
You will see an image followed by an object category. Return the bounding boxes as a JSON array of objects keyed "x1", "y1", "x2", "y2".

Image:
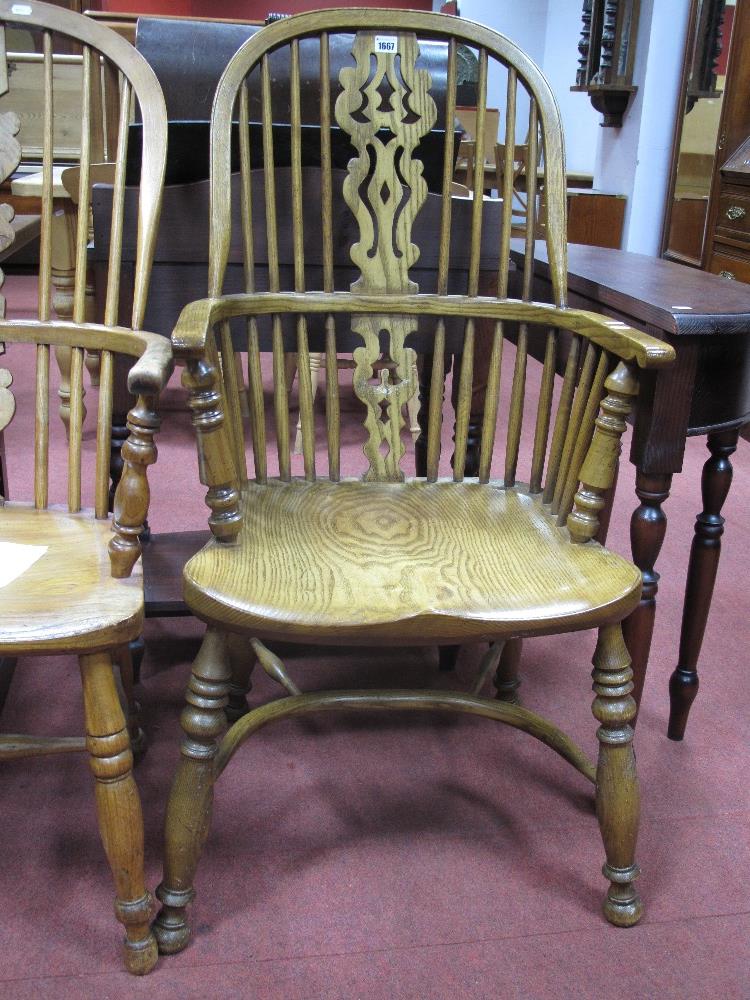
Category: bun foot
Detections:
[
  {"x1": 124, "y1": 930, "x2": 159, "y2": 975},
  {"x1": 153, "y1": 885, "x2": 194, "y2": 954},
  {"x1": 602, "y1": 863, "x2": 643, "y2": 927}
]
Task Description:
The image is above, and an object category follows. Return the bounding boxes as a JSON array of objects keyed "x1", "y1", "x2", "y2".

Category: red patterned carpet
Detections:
[{"x1": 1, "y1": 273, "x2": 748, "y2": 998}]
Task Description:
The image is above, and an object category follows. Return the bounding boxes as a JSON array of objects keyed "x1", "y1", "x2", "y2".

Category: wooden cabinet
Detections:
[{"x1": 567, "y1": 190, "x2": 626, "y2": 249}]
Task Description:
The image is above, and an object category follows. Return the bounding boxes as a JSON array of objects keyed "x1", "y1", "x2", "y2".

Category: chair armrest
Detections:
[
  {"x1": 170, "y1": 292, "x2": 675, "y2": 370},
  {"x1": 127, "y1": 332, "x2": 174, "y2": 395},
  {"x1": 559, "y1": 309, "x2": 674, "y2": 370},
  {"x1": 0, "y1": 320, "x2": 175, "y2": 375},
  {"x1": 171, "y1": 298, "x2": 224, "y2": 357}
]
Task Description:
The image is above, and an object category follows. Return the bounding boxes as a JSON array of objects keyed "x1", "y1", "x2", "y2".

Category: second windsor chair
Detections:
[{"x1": 0, "y1": 0, "x2": 170, "y2": 974}]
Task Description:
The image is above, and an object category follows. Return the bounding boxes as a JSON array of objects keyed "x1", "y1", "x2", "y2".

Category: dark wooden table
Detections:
[
  {"x1": 121, "y1": 176, "x2": 750, "y2": 741},
  {"x1": 512, "y1": 243, "x2": 750, "y2": 739}
]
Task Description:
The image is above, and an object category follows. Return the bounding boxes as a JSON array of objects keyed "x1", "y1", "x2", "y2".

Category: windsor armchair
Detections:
[
  {"x1": 0, "y1": 0, "x2": 169, "y2": 975},
  {"x1": 152, "y1": 10, "x2": 674, "y2": 956}
]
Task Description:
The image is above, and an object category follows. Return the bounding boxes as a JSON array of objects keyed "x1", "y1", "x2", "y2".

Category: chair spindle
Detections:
[
  {"x1": 452, "y1": 319, "x2": 474, "y2": 481},
  {"x1": 220, "y1": 322, "x2": 248, "y2": 483},
  {"x1": 67, "y1": 346, "x2": 84, "y2": 511},
  {"x1": 261, "y1": 55, "x2": 290, "y2": 480},
  {"x1": 498, "y1": 68, "x2": 517, "y2": 296},
  {"x1": 103, "y1": 76, "x2": 130, "y2": 328},
  {"x1": 95, "y1": 349, "x2": 113, "y2": 518},
  {"x1": 102, "y1": 59, "x2": 120, "y2": 161},
  {"x1": 423, "y1": 38, "x2": 457, "y2": 482},
  {"x1": 38, "y1": 31, "x2": 54, "y2": 323},
  {"x1": 320, "y1": 33, "x2": 340, "y2": 481},
  {"x1": 290, "y1": 39, "x2": 315, "y2": 480},
  {"x1": 73, "y1": 44, "x2": 93, "y2": 325},
  {"x1": 452, "y1": 49, "x2": 489, "y2": 480},
  {"x1": 34, "y1": 344, "x2": 49, "y2": 509},
  {"x1": 543, "y1": 334, "x2": 582, "y2": 504},
  {"x1": 238, "y1": 83, "x2": 267, "y2": 484},
  {"x1": 552, "y1": 340, "x2": 597, "y2": 514},
  {"x1": 529, "y1": 328, "x2": 558, "y2": 493}
]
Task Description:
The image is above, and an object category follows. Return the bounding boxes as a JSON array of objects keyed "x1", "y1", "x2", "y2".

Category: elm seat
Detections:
[
  {"x1": 183, "y1": 480, "x2": 643, "y2": 643},
  {"x1": 0, "y1": 506, "x2": 144, "y2": 654}
]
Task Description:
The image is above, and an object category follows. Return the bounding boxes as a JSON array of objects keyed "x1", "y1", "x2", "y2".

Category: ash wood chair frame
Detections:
[
  {"x1": 151, "y1": 9, "x2": 674, "y2": 956},
  {"x1": 0, "y1": 0, "x2": 170, "y2": 976}
]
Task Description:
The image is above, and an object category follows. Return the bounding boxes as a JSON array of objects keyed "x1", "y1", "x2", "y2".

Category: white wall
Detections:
[
  {"x1": 455, "y1": 0, "x2": 600, "y2": 175},
  {"x1": 541, "y1": 2, "x2": 600, "y2": 176},
  {"x1": 458, "y1": 0, "x2": 549, "y2": 66},
  {"x1": 458, "y1": 0, "x2": 550, "y2": 146},
  {"x1": 443, "y1": 0, "x2": 691, "y2": 255},
  {"x1": 594, "y1": 0, "x2": 691, "y2": 253}
]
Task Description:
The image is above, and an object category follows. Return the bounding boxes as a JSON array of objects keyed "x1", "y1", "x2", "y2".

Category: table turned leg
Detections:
[
  {"x1": 621, "y1": 471, "x2": 672, "y2": 718},
  {"x1": 667, "y1": 428, "x2": 739, "y2": 740}
]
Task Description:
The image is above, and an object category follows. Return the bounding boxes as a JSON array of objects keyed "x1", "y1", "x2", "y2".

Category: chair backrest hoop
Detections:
[
  {"x1": 207, "y1": 8, "x2": 568, "y2": 307},
  {"x1": 0, "y1": 0, "x2": 167, "y2": 329}
]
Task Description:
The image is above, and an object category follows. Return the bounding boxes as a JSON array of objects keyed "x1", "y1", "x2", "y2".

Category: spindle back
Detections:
[
  {"x1": 0, "y1": 0, "x2": 167, "y2": 518},
  {"x1": 197, "y1": 10, "x2": 630, "y2": 510}
]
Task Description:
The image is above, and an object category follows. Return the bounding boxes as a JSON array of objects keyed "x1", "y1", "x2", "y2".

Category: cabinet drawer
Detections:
[
  {"x1": 717, "y1": 192, "x2": 750, "y2": 240},
  {"x1": 708, "y1": 245, "x2": 750, "y2": 284}
]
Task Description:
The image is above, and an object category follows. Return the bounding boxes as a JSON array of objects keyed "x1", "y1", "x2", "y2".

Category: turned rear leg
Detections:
[
  {"x1": 225, "y1": 633, "x2": 257, "y2": 723},
  {"x1": 493, "y1": 637, "x2": 522, "y2": 704},
  {"x1": 591, "y1": 624, "x2": 643, "y2": 927},
  {"x1": 115, "y1": 644, "x2": 146, "y2": 763},
  {"x1": 79, "y1": 651, "x2": 157, "y2": 974},
  {"x1": 153, "y1": 628, "x2": 231, "y2": 954}
]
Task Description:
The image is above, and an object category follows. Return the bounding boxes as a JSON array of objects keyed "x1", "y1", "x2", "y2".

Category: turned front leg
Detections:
[
  {"x1": 153, "y1": 629, "x2": 231, "y2": 954},
  {"x1": 591, "y1": 624, "x2": 642, "y2": 927},
  {"x1": 79, "y1": 651, "x2": 157, "y2": 975},
  {"x1": 621, "y1": 471, "x2": 672, "y2": 715},
  {"x1": 668, "y1": 428, "x2": 738, "y2": 740}
]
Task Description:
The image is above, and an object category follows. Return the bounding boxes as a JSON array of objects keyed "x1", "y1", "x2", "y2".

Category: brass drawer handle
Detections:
[
  {"x1": 726, "y1": 205, "x2": 747, "y2": 221},
  {"x1": 718, "y1": 269, "x2": 736, "y2": 280}
]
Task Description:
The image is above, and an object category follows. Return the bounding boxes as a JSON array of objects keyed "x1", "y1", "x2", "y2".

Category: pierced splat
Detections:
[{"x1": 335, "y1": 32, "x2": 435, "y2": 480}]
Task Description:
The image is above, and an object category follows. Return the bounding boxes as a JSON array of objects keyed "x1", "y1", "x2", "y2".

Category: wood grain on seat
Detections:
[
  {"x1": 0, "y1": 505, "x2": 143, "y2": 654},
  {"x1": 184, "y1": 480, "x2": 642, "y2": 643}
]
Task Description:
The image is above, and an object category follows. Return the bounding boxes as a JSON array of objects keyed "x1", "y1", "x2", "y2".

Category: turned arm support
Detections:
[
  {"x1": 104, "y1": 334, "x2": 173, "y2": 578},
  {"x1": 171, "y1": 306, "x2": 243, "y2": 544},
  {"x1": 109, "y1": 391, "x2": 161, "y2": 577},
  {"x1": 0, "y1": 321, "x2": 174, "y2": 578},
  {"x1": 181, "y1": 350, "x2": 242, "y2": 544},
  {"x1": 567, "y1": 359, "x2": 640, "y2": 544}
]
